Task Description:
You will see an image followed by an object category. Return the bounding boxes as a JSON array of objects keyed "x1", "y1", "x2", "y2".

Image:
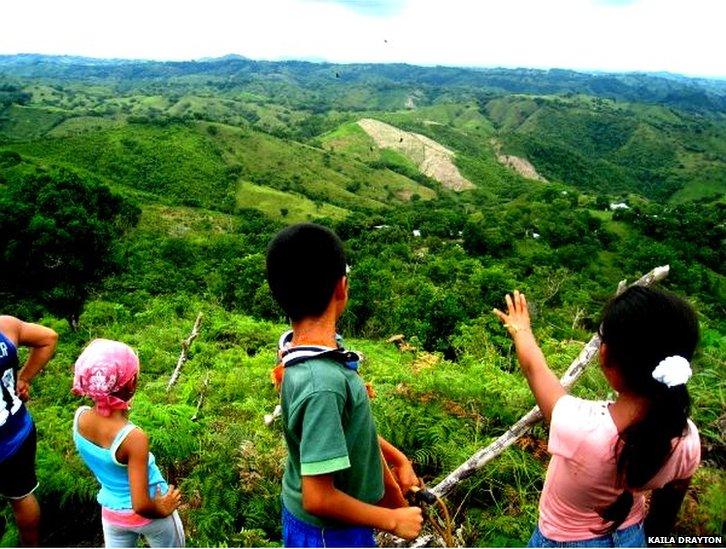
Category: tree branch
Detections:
[
  {"x1": 166, "y1": 312, "x2": 203, "y2": 392},
  {"x1": 191, "y1": 371, "x2": 210, "y2": 421}
]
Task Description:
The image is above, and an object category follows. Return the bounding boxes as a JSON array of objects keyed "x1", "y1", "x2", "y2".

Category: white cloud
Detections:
[{"x1": 0, "y1": 0, "x2": 724, "y2": 77}]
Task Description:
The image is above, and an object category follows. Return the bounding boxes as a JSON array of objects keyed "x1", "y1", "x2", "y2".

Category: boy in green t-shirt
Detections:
[{"x1": 266, "y1": 223, "x2": 423, "y2": 547}]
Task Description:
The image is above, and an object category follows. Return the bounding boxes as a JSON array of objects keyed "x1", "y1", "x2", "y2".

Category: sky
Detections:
[{"x1": 1, "y1": 0, "x2": 724, "y2": 78}]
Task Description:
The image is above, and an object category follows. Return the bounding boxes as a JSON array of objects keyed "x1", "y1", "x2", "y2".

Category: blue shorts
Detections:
[
  {"x1": 528, "y1": 522, "x2": 646, "y2": 547},
  {"x1": 0, "y1": 422, "x2": 37, "y2": 499},
  {"x1": 282, "y1": 505, "x2": 376, "y2": 548}
]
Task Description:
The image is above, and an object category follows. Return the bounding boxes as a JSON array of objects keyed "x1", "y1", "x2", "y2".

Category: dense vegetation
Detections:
[
  {"x1": 0, "y1": 167, "x2": 140, "y2": 325},
  {"x1": 0, "y1": 55, "x2": 723, "y2": 546}
]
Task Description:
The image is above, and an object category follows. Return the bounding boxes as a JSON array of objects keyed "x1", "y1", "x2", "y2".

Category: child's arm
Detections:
[
  {"x1": 119, "y1": 428, "x2": 181, "y2": 518},
  {"x1": 493, "y1": 291, "x2": 565, "y2": 422},
  {"x1": 0, "y1": 315, "x2": 58, "y2": 400},
  {"x1": 644, "y1": 477, "x2": 691, "y2": 537},
  {"x1": 302, "y1": 474, "x2": 423, "y2": 539},
  {"x1": 379, "y1": 436, "x2": 418, "y2": 493}
]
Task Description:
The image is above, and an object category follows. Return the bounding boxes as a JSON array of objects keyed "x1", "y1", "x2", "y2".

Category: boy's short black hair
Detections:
[{"x1": 266, "y1": 223, "x2": 347, "y2": 322}]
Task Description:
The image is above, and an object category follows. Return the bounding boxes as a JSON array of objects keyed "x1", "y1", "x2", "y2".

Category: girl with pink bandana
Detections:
[{"x1": 72, "y1": 339, "x2": 185, "y2": 548}]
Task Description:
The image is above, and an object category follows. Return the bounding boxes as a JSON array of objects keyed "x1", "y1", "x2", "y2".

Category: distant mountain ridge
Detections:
[
  {"x1": 1, "y1": 53, "x2": 149, "y2": 66},
  {"x1": 1, "y1": 53, "x2": 724, "y2": 113}
]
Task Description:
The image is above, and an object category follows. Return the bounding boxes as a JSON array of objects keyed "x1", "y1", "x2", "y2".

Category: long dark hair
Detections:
[{"x1": 598, "y1": 286, "x2": 699, "y2": 531}]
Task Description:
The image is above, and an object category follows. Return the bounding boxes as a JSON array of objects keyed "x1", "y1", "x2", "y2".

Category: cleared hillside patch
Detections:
[
  {"x1": 357, "y1": 118, "x2": 475, "y2": 191},
  {"x1": 491, "y1": 138, "x2": 548, "y2": 182}
]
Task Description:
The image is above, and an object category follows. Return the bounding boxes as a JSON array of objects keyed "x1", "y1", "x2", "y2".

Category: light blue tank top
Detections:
[{"x1": 73, "y1": 406, "x2": 168, "y2": 510}]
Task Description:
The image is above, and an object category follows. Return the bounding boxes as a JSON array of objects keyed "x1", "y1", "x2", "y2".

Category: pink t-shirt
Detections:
[{"x1": 539, "y1": 395, "x2": 700, "y2": 541}]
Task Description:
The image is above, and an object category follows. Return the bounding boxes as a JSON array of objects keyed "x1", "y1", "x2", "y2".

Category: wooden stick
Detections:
[
  {"x1": 430, "y1": 266, "x2": 668, "y2": 499},
  {"x1": 166, "y1": 312, "x2": 203, "y2": 391},
  {"x1": 191, "y1": 371, "x2": 210, "y2": 421}
]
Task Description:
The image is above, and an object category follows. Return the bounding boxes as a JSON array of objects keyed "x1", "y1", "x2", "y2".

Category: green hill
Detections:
[
  {"x1": 2, "y1": 120, "x2": 436, "y2": 216},
  {"x1": 484, "y1": 95, "x2": 726, "y2": 200}
]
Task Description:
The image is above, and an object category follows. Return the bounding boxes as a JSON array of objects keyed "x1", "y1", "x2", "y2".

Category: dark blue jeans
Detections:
[
  {"x1": 282, "y1": 505, "x2": 376, "y2": 547},
  {"x1": 528, "y1": 523, "x2": 646, "y2": 547}
]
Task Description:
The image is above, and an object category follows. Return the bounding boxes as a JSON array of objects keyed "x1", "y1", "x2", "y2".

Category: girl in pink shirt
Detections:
[{"x1": 494, "y1": 286, "x2": 700, "y2": 547}]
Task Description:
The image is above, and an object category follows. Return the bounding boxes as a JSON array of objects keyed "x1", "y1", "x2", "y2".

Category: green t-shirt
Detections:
[{"x1": 281, "y1": 357, "x2": 384, "y2": 527}]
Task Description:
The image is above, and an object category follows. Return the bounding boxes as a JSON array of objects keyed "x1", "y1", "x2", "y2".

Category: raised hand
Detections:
[
  {"x1": 493, "y1": 290, "x2": 565, "y2": 421},
  {"x1": 493, "y1": 289, "x2": 531, "y2": 337}
]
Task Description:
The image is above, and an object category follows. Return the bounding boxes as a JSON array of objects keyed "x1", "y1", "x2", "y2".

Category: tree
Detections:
[
  {"x1": 462, "y1": 220, "x2": 512, "y2": 258},
  {"x1": 0, "y1": 168, "x2": 140, "y2": 326}
]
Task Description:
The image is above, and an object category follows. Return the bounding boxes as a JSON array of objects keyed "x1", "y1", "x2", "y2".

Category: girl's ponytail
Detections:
[{"x1": 597, "y1": 286, "x2": 698, "y2": 532}]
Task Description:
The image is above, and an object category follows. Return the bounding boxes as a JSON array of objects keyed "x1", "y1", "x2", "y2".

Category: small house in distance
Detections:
[{"x1": 609, "y1": 202, "x2": 630, "y2": 211}]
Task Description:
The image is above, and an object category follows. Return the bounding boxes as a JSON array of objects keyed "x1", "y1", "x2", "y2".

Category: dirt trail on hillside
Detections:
[
  {"x1": 490, "y1": 138, "x2": 548, "y2": 182},
  {"x1": 357, "y1": 118, "x2": 475, "y2": 191}
]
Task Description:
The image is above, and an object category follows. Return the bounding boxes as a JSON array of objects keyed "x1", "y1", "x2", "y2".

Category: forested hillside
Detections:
[{"x1": 0, "y1": 55, "x2": 723, "y2": 546}]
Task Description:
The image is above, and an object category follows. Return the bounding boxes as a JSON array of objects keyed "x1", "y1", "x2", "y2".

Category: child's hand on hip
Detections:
[
  {"x1": 493, "y1": 290, "x2": 531, "y2": 338},
  {"x1": 390, "y1": 506, "x2": 423, "y2": 539},
  {"x1": 16, "y1": 378, "x2": 30, "y2": 401},
  {"x1": 154, "y1": 484, "x2": 182, "y2": 516}
]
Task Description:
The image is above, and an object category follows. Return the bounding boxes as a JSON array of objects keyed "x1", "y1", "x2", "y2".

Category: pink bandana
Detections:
[{"x1": 73, "y1": 339, "x2": 139, "y2": 416}]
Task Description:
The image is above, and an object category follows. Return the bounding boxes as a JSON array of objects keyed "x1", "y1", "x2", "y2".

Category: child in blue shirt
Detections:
[{"x1": 72, "y1": 338, "x2": 184, "y2": 548}]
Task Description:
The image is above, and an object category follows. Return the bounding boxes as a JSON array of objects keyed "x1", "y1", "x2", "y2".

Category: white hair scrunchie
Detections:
[{"x1": 651, "y1": 355, "x2": 692, "y2": 388}]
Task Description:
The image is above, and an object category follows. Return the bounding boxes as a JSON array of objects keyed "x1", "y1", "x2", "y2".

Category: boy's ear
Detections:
[
  {"x1": 599, "y1": 342, "x2": 608, "y2": 366},
  {"x1": 333, "y1": 276, "x2": 348, "y2": 300}
]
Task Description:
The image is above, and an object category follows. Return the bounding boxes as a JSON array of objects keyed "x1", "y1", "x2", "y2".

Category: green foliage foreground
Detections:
[{"x1": 0, "y1": 290, "x2": 721, "y2": 547}]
